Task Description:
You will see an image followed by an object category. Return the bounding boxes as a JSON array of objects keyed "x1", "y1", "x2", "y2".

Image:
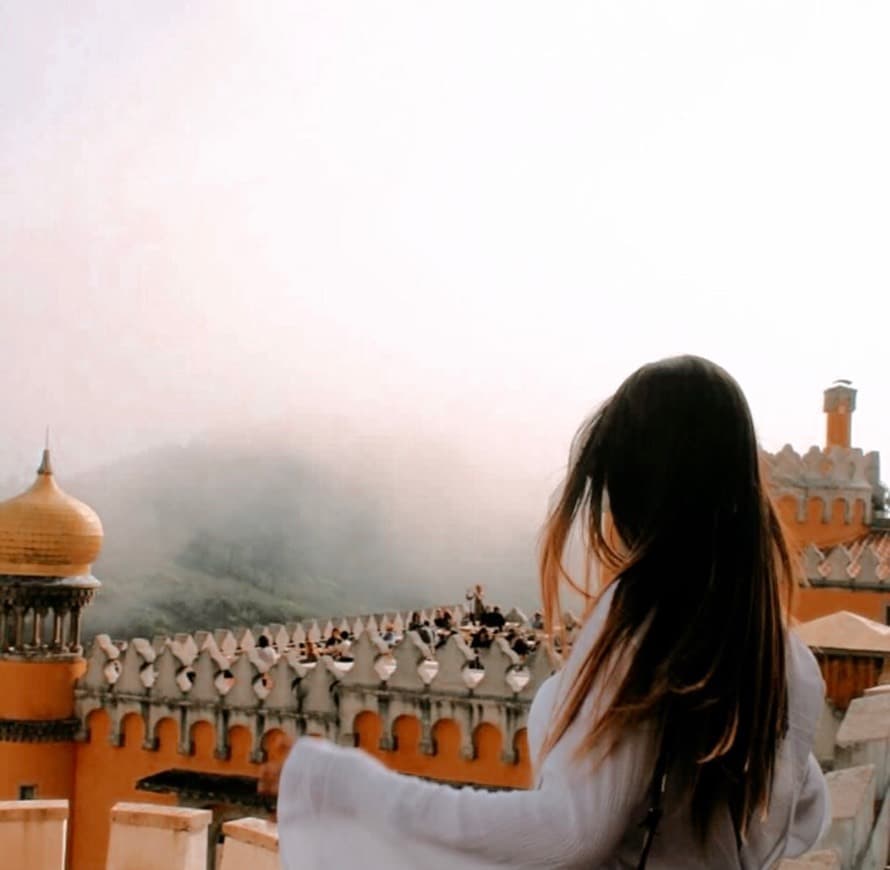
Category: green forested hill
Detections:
[{"x1": 68, "y1": 434, "x2": 542, "y2": 639}]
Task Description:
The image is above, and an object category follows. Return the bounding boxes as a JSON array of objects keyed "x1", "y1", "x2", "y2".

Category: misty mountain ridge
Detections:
[{"x1": 58, "y1": 420, "x2": 548, "y2": 639}]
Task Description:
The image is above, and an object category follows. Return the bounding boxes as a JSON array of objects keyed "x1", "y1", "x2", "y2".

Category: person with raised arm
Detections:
[{"x1": 275, "y1": 356, "x2": 829, "y2": 869}]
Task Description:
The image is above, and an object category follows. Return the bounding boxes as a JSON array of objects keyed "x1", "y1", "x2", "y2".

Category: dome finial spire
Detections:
[{"x1": 38, "y1": 427, "x2": 53, "y2": 476}]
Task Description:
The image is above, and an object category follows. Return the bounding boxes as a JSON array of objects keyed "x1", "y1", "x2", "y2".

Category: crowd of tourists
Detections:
[{"x1": 282, "y1": 583, "x2": 559, "y2": 667}]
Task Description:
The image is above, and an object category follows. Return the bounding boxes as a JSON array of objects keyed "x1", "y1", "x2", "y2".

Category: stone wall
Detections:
[
  {"x1": 762, "y1": 444, "x2": 884, "y2": 555},
  {"x1": 75, "y1": 607, "x2": 553, "y2": 767},
  {"x1": 786, "y1": 687, "x2": 890, "y2": 869},
  {"x1": 764, "y1": 444, "x2": 882, "y2": 519}
]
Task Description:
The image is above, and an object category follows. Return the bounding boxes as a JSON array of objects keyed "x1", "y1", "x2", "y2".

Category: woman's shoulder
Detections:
[
  {"x1": 785, "y1": 628, "x2": 827, "y2": 735},
  {"x1": 786, "y1": 629, "x2": 823, "y2": 688}
]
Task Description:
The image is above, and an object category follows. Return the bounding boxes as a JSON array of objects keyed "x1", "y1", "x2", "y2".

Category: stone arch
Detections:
[
  {"x1": 228, "y1": 724, "x2": 253, "y2": 766},
  {"x1": 831, "y1": 497, "x2": 850, "y2": 524},
  {"x1": 852, "y1": 498, "x2": 867, "y2": 526},
  {"x1": 805, "y1": 497, "x2": 825, "y2": 525},
  {"x1": 119, "y1": 711, "x2": 145, "y2": 748},
  {"x1": 190, "y1": 719, "x2": 216, "y2": 759},
  {"x1": 353, "y1": 710, "x2": 382, "y2": 751},
  {"x1": 261, "y1": 728, "x2": 290, "y2": 765},
  {"x1": 392, "y1": 714, "x2": 422, "y2": 756},
  {"x1": 513, "y1": 728, "x2": 530, "y2": 766},
  {"x1": 154, "y1": 716, "x2": 178, "y2": 752},
  {"x1": 473, "y1": 721, "x2": 503, "y2": 765},
  {"x1": 431, "y1": 718, "x2": 461, "y2": 760}
]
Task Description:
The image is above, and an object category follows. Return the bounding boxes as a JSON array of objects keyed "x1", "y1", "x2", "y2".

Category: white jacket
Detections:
[{"x1": 279, "y1": 585, "x2": 829, "y2": 869}]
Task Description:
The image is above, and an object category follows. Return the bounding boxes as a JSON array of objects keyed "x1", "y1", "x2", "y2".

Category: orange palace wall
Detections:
[
  {"x1": 71, "y1": 709, "x2": 530, "y2": 870},
  {"x1": 777, "y1": 495, "x2": 869, "y2": 552},
  {"x1": 795, "y1": 587, "x2": 890, "y2": 624},
  {"x1": 775, "y1": 495, "x2": 887, "y2": 622},
  {"x1": 0, "y1": 659, "x2": 85, "y2": 803},
  {"x1": 0, "y1": 659, "x2": 85, "y2": 721}
]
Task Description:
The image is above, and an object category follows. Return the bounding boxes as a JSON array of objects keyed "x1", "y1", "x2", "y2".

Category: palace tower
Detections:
[{"x1": 0, "y1": 449, "x2": 102, "y2": 805}]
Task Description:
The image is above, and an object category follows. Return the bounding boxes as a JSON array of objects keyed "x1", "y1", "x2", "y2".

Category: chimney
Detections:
[{"x1": 823, "y1": 380, "x2": 857, "y2": 449}]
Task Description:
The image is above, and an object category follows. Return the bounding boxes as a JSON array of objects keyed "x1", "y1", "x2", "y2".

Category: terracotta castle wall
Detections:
[{"x1": 69, "y1": 611, "x2": 545, "y2": 867}]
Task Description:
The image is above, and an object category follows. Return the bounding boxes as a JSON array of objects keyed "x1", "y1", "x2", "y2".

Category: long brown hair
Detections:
[{"x1": 539, "y1": 355, "x2": 796, "y2": 841}]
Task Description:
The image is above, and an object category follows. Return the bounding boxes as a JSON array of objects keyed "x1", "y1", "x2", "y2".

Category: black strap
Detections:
[{"x1": 636, "y1": 737, "x2": 670, "y2": 870}]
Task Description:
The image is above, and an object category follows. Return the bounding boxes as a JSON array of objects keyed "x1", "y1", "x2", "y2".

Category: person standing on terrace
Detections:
[
  {"x1": 276, "y1": 355, "x2": 830, "y2": 869},
  {"x1": 467, "y1": 583, "x2": 486, "y2": 622}
]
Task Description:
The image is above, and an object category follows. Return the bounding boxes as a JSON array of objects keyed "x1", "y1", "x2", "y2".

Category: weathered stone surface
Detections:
[
  {"x1": 835, "y1": 693, "x2": 890, "y2": 796},
  {"x1": 820, "y1": 764, "x2": 876, "y2": 870}
]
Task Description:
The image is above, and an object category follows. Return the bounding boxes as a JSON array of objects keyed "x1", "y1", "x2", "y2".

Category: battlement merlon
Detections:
[{"x1": 762, "y1": 445, "x2": 885, "y2": 522}]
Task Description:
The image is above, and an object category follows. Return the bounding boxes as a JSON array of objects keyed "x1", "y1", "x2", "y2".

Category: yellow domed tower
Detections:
[{"x1": 0, "y1": 449, "x2": 102, "y2": 803}]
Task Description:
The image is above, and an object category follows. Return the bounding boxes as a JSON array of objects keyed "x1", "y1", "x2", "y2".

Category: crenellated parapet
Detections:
[
  {"x1": 75, "y1": 607, "x2": 555, "y2": 766},
  {"x1": 763, "y1": 445, "x2": 883, "y2": 526}
]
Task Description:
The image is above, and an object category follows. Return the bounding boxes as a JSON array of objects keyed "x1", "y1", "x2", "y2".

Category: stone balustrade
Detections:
[
  {"x1": 76, "y1": 608, "x2": 553, "y2": 764},
  {"x1": 835, "y1": 692, "x2": 890, "y2": 796},
  {"x1": 819, "y1": 765, "x2": 877, "y2": 870},
  {"x1": 779, "y1": 686, "x2": 890, "y2": 870},
  {"x1": 219, "y1": 817, "x2": 278, "y2": 870},
  {"x1": 107, "y1": 802, "x2": 210, "y2": 870},
  {"x1": 0, "y1": 799, "x2": 68, "y2": 869}
]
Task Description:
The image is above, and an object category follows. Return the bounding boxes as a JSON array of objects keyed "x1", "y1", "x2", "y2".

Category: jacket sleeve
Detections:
[
  {"x1": 279, "y1": 722, "x2": 654, "y2": 870},
  {"x1": 784, "y1": 753, "x2": 831, "y2": 858},
  {"x1": 278, "y1": 586, "x2": 645, "y2": 869}
]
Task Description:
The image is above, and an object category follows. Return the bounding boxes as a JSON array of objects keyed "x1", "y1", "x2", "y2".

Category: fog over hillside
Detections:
[{"x1": 67, "y1": 417, "x2": 552, "y2": 639}]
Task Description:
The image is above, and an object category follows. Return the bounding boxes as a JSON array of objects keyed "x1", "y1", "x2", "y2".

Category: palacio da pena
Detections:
[{"x1": 1, "y1": 380, "x2": 890, "y2": 869}]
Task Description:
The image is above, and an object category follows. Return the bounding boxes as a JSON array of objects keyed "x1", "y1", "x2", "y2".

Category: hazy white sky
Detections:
[{"x1": 1, "y1": 1, "x2": 888, "y2": 485}]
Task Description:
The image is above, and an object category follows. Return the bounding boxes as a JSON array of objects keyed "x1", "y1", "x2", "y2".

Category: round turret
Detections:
[
  {"x1": 0, "y1": 450, "x2": 102, "y2": 658},
  {"x1": 0, "y1": 450, "x2": 103, "y2": 578}
]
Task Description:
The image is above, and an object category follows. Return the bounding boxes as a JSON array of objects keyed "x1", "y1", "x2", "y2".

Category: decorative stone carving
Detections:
[
  {"x1": 802, "y1": 538, "x2": 890, "y2": 589},
  {"x1": 0, "y1": 716, "x2": 80, "y2": 743},
  {"x1": 75, "y1": 606, "x2": 551, "y2": 768}
]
